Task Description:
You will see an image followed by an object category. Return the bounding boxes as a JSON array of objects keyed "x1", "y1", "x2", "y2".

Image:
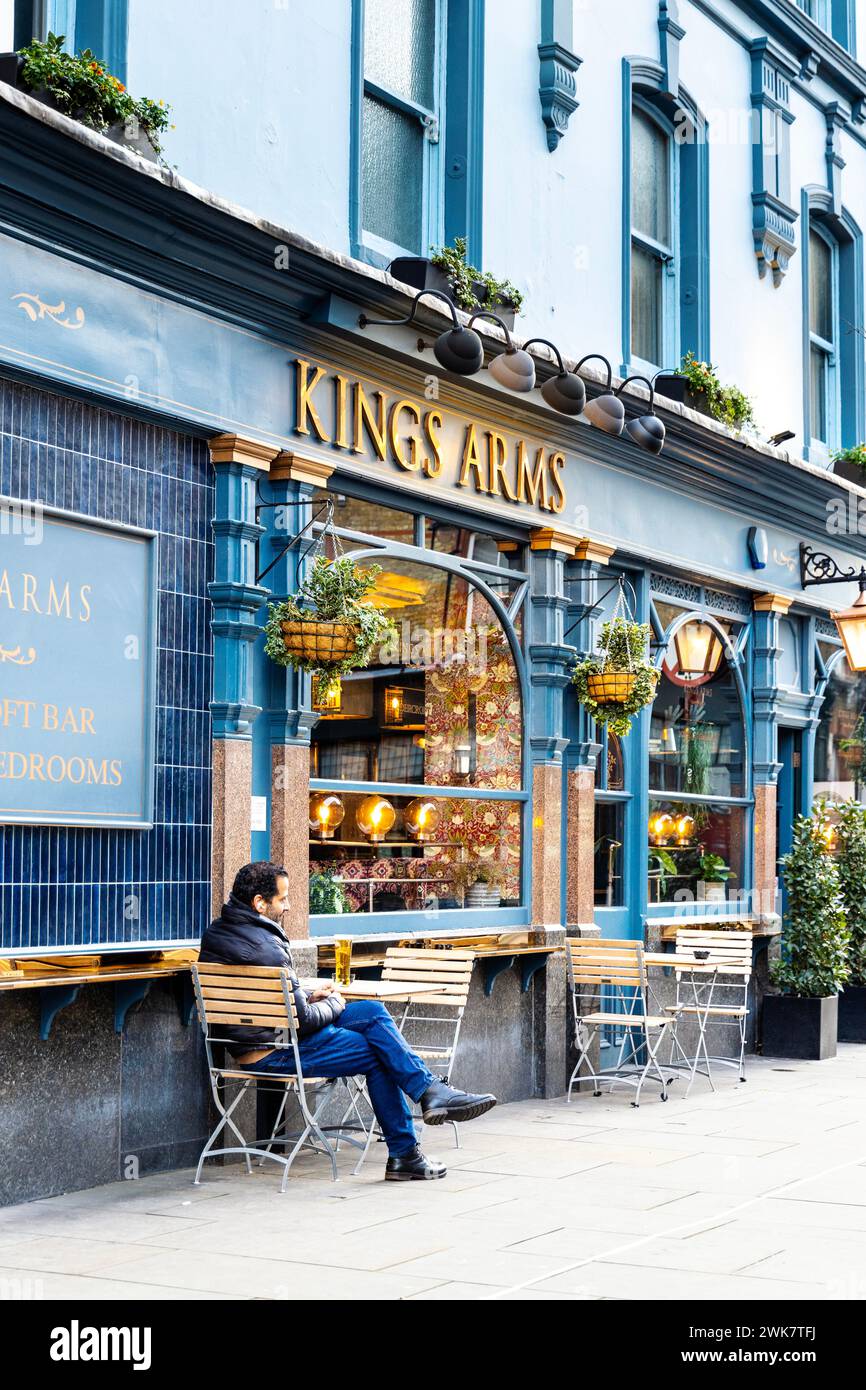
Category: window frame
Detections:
[
  {"x1": 628, "y1": 95, "x2": 679, "y2": 376},
  {"x1": 350, "y1": 0, "x2": 448, "y2": 267}
]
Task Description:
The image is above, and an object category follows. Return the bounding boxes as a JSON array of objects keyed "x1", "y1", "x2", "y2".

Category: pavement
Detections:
[{"x1": 2, "y1": 1047, "x2": 866, "y2": 1301}]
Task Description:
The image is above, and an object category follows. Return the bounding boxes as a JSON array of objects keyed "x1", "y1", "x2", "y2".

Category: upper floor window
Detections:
[
  {"x1": 808, "y1": 225, "x2": 838, "y2": 452},
  {"x1": 792, "y1": 0, "x2": 855, "y2": 50},
  {"x1": 351, "y1": 0, "x2": 485, "y2": 268},
  {"x1": 13, "y1": 1, "x2": 129, "y2": 82},
  {"x1": 631, "y1": 105, "x2": 674, "y2": 369}
]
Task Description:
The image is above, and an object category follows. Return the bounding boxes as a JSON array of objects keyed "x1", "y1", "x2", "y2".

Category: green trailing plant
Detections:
[
  {"x1": 676, "y1": 351, "x2": 756, "y2": 433},
  {"x1": 309, "y1": 869, "x2": 349, "y2": 915},
  {"x1": 682, "y1": 725, "x2": 713, "y2": 795},
  {"x1": 833, "y1": 443, "x2": 866, "y2": 473},
  {"x1": 430, "y1": 236, "x2": 524, "y2": 314},
  {"x1": 648, "y1": 848, "x2": 678, "y2": 895},
  {"x1": 18, "y1": 33, "x2": 172, "y2": 152},
  {"x1": 263, "y1": 556, "x2": 395, "y2": 696},
  {"x1": 697, "y1": 852, "x2": 735, "y2": 884},
  {"x1": 571, "y1": 618, "x2": 658, "y2": 737},
  {"x1": 835, "y1": 798, "x2": 866, "y2": 988},
  {"x1": 771, "y1": 803, "x2": 850, "y2": 998}
]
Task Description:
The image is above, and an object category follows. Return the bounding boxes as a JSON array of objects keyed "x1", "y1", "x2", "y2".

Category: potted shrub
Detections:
[
  {"x1": 695, "y1": 852, "x2": 735, "y2": 904},
  {"x1": 648, "y1": 847, "x2": 679, "y2": 901},
  {"x1": 449, "y1": 861, "x2": 507, "y2": 908},
  {"x1": 763, "y1": 807, "x2": 850, "y2": 1060},
  {"x1": 390, "y1": 237, "x2": 524, "y2": 329},
  {"x1": 832, "y1": 442, "x2": 866, "y2": 487},
  {"x1": 309, "y1": 869, "x2": 349, "y2": 915},
  {"x1": 835, "y1": 799, "x2": 866, "y2": 1042},
  {"x1": 655, "y1": 352, "x2": 756, "y2": 434},
  {"x1": 0, "y1": 33, "x2": 171, "y2": 159},
  {"x1": 264, "y1": 556, "x2": 394, "y2": 701},
  {"x1": 572, "y1": 618, "x2": 658, "y2": 738}
]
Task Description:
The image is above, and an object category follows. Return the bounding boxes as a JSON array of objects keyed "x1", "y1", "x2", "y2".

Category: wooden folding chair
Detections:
[
  {"x1": 662, "y1": 929, "x2": 753, "y2": 1096},
  {"x1": 567, "y1": 937, "x2": 677, "y2": 1107},
  {"x1": 191, "y1": 963, "x2": 367, "y2": 1190}
]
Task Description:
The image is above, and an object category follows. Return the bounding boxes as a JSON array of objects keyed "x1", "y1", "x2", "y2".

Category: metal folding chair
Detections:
[
  {"x1": 662, "y1": 928, "x2": 752, "y2": 1096},
  {"x1": 567, "y1": 937, "x2": 678, "y2": 1107},
  {"x1": 191, "y1": 963, "x2": 369, "y2": 1190}
]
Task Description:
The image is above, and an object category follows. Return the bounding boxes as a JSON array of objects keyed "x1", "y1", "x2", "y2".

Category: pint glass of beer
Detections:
[{"x1": 334, "y1": 935, "x2": 353, "y2": 986}]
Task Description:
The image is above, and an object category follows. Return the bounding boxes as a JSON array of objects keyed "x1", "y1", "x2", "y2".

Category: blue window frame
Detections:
[
  {"x1": 793, "y1": 0, "x2": 855, "y2": 50},
  {"x1": 808, "y1": 225, "x2": 839, "y2": 455},
  {"x1": 14, "y1": 1, "x2": 128, "y2": 81},
  {"x1": 350, "y1": 0, "x2": 485, "y2": 267},
  {"x1": 622, "y1": 64, "x2": 710, "y2": 376},
  {"x1": 801, "y1": 196, "x2": 864, "y2": 462}
]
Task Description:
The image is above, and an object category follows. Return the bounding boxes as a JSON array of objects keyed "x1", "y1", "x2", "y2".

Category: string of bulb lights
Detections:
[{"x1": 358, "y1": 288, "x2": 666, "y2": 456}]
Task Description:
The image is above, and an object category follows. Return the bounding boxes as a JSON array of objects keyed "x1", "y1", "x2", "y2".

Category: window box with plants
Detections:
[
  {"x1": 654, "y1": 353, "x2": 756, "y2": 434},
  {"x1": 832, "y1": 443, "x2": 866, "y2": 487},
  {"x1": 264, "y1": 555, "x2": 395, "y2": 700},
  {"x1": 0, "y1": 33, "x2": 171, "y2": 160},
  {"x1": 388, "y1": 237, "x2": 524, "y2": 330},
  {"x1": 835, "y1": 799, "x2": 866, "y2": 1042},
  {"x1": 762, "y1": 804, "x2": 849, "y2": 1060}
]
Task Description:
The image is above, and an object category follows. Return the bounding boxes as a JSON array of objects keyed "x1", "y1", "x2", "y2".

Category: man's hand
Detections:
[{"x1": 307, "y1": 984, "x2": 339, "y2": 1002}]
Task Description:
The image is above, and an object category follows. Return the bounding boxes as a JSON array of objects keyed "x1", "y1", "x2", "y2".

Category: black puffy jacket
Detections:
[{"x1": 198, "y1": 895, "x2": 345, "y2": 1055}]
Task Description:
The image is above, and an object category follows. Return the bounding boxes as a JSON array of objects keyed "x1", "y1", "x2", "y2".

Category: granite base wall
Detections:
[{"x1": 0, "y1": 981, "x2": 213, "y2": 1207}]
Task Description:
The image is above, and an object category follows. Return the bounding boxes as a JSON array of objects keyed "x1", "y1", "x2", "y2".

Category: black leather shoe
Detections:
[
  {"x1": 385, "y1": 1146, "x2": 447, "y2": 1181},
  {"x1": 420, "y1": 1079, "x2": 497, "y2": 1126}
]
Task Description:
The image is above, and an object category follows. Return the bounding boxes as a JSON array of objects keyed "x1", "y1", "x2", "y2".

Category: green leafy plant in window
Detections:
[
  {"x1": 309, "y1": 869, "x2": 350, "y2": 915},
  {"x1": 771, "y1": 801, "x2": 850, "y2": 998},
  {"x1": 18, "y1": 33, "x2": 172, "y2": 153},
  {"x1": 648, "y1": 847, "x2": 678, "y2": 895},
  {"x1": 681, "y1": 725, "x2": 714, "y2": 795},
  {"x1": 839, "y1": 714, "x2": 866, "y2": 768},
  {"x1": 832, "y1": 443, "x2": 866, "y2": 474},
  {"x1": 676, "y1": 352, "x2": 756, "y2": 433},
  {"x1": 430, "y1": 236, "x2": 524, "y2": 314},
  {"x1": 697, "y1": 852, "x2": 735, "y2": 884},
  {"x1": 835, "y1": 798, "x2": 866, "y2": 987},
  {"x1": 572, "y1": 619, "x2": 658, "y2": 737},
  {"x1": 264, "y1": 556, "x2": 395, "y2": 702}
]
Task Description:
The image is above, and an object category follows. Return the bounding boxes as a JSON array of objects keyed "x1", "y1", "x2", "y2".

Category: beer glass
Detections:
[{"x1": 334, "y1": 935, "x2": 353, "y2": 986}]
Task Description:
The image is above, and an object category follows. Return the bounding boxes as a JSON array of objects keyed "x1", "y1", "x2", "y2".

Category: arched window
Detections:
[
  {"x1": 815, "y1": 653, "x2": 866, "y2": 800},
  {"x1": 647, "y1": 616, "x2": 749, "y2": 905}
]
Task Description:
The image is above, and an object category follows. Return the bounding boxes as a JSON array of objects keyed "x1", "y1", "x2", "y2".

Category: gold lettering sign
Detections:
[{"x1": 292, "y1": 359, "x2": 567, "y2": 515}]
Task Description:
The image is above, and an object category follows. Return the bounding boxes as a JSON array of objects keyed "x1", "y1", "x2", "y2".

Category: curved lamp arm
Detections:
[
  {"x1": 574, "y1": 354, "x2": 614, "y2": 389},
  {"x1": 359, "y1": 288, "x2": 460, "y2": 331},
  {"x1": 466, "y1": 309, "x2": 516, "y2": 350},
  {"x1": 521, "y1": 338, "x2": 566, "y2": 372},
  {"x1": 616, "y1": 374, "x2": 657, "y2": 411}
]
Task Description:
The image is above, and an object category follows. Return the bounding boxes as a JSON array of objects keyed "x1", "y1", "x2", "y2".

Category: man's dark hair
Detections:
[{"x1": 231, "y1": 861, "x2": 288, "y2": 906}]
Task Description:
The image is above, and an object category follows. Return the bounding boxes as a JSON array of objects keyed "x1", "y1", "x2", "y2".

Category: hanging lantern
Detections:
[
  {"x1": 834, "y1": 588, "x2": 866, "y2": 672},
  {"x1": 383, "y1": 686, "x2": 404, "y2": 724},
  {"x1": 309, "y1": 793, "x2": 345, "y2": 841},
  {"x1": 673, "y1": 621, "x2": 724, "y2": 680},
  {"x1": 357, "y1": 795, "x2": 396, "y2": 843},
  {"x1": 404, "y1": 798, "x2": 440, "y2": 843},
  {"x1": 312, "y1": 674, "x2": 342, "y2": 712}
]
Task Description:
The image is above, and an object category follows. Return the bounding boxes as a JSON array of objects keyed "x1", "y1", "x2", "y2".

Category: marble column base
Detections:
[
  {"x1": 532, "y1": 762, "x2": 564, "y2": 926},
  {"x1": 211, "y1": 738, "x2": 252, "y2": 916},
  {"x1": 566, "y1": 765, "x2": 595, "y2": 926},
  {"x1": 270, "y1": 744, "x2": 311, "y2": 939},
  {"x1": 753, "y1": 782, "x2": 780, "y2": 917}
]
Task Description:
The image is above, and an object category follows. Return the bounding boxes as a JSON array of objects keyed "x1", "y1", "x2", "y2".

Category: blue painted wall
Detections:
[{"x1": 0, "y1": 377, "x2": 214, "y2": 951}]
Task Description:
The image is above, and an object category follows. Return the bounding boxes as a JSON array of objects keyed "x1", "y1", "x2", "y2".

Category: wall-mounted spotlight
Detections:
[
  {"x1": 359, "y1": 289, "x2": 483, "y2": 376},
  {"x1": 768, "y1": 430, "x2": 796, "y2": 447},
  {"x1": 616, "y1": 375, "x2": 666, "y2": 455},
  {"x1": 467, "y1": 311, "x2": 536, "y2": 392},
  {"x1": 521, "y1": 338, "x2": 587, "y2": 415},
  {"x1": 575, "y1": 356, "x2": 625, "y2": 436}
]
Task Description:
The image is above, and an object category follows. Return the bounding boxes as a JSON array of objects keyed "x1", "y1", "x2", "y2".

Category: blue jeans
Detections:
[{"x1": 240, "y1": 1000, "x2": 437, "y2": 1157}]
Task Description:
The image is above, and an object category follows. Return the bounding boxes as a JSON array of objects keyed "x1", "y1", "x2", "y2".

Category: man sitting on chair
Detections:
[{"x1": 199, "y1": 861, "x2": 497, "y2": 1181}]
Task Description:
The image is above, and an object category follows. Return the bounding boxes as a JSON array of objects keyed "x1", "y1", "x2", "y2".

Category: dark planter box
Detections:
[
  {"x1": 0, "y1": 52, "x2": 23, "y2": 87},
  {"x1": 839, "y1": 985, "x2": 866, "y2": 1042},
  {"x1": 654, "y1": 373, "x2": 712, "y2": 417},
  {"x1": 387, "y1": 257, "x2": 517, "y2": 329},
  {"x1": 105, "y1": 121, "x2": 160, "y2": 163},
  {"x1": 833, "y1": 457, "x2": 866, "y2": 487},
  {"x1": 762, "y1": 993, "x2": 838, "y2": 1060}
]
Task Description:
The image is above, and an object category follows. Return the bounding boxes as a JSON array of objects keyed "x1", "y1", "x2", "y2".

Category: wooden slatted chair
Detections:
[
  {"x1": 663, "y1": 928, "x2": 753, "y2": 1096},
  {"x1": 567, "y1": 937, "x2": 677, "y2": 1107},
  {"x1": 191, "y1": 963, "x2": 362, "y2": 1190},
  {"x1": 382, "y1": 946, "x2": 476, "y2": 1148}
]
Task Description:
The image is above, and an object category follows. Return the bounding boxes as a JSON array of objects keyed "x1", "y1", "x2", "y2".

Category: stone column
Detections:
[
  {"x1": 266, "y1": 451, "x2": 334, "y2": 939},
  {"x1": 752, "y1": 593, "x2": 791, "y2": 919},
  {"x1": 208, "y1": 434, "x2": 278, "y2": 914},
  {"x1": 528, "y1": 526, "x2": 581, "y2": 926}
]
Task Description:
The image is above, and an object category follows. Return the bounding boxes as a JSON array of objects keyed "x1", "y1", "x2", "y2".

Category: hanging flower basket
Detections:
[
  {"x1": 264, "y1": 549, "x2": 395, "y2": 695},
  {"x1": 572, "y1": 591, "x2": 658, "y2": 737}
]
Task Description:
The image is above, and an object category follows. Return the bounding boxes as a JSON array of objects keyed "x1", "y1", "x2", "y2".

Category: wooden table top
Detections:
[{"x1": 299, "y1": 978, "x2": 451, "y2": 1001}]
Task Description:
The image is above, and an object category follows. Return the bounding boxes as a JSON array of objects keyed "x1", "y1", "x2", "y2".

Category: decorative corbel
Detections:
[{"x1": 538, "y1": 0, "x2": 582, "y2": 153}]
